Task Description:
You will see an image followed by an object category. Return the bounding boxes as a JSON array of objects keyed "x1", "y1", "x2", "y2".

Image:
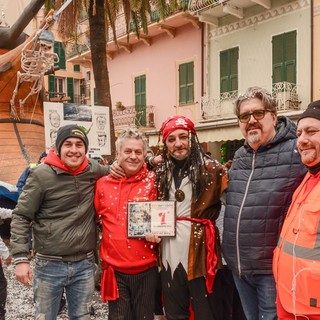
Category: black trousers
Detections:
[
  {"x1": 108, "y1": 266, "x2": 158, "y2": 320},
  {"x1": 0, "y1": 265, "x2": 7, "y2": 318},
  {"x1": 154, "y1": 270, "x2": 164, "y2": 315},
  {"x1": 210, "y1": 267, "x2": 245, "y2": 320},
  {"x1": 161, "y1": 263, "x2": 219, "y2": 320},
  {"x1": 161, "y1": 264, "x2": 245, "y2": 320}
]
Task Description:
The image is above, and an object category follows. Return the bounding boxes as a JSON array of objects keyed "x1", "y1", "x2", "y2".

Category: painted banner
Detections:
[{"x1": 44, "y1": 102, "x2": 111, "y2": 156}]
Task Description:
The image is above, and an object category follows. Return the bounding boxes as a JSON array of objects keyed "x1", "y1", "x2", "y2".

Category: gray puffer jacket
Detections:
[
  {"x1": 11, "y1": 159, "x2": 108, "y2": 261},
  {"x1": 222, "y1": 116, "x2": 307, "y2": 276}
]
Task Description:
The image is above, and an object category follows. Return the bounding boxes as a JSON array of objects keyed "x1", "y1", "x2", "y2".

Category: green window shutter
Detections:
[
  {"x1": 272, "y1": 35, "x2": 283, "y2": 83},
  {"x1": 179, "y1": 62, "x2": 194, "y2": 105},
  {"x1": 220, "y1": 47, "x2": 238, "y2": 93},
  {"x1": 73, "y1": 64, "x2": 80, "y2": 72},
  {"x1": 220, "y1": 51, "x2": 228, "y2": 93},
  {"x1": 230, "y1": 48, "x2": 238, "y2": 91},
  {"x1": 285, "y1": 31, "x2": 296, "y2": 84},
  {"x1": 179, "y1": 63, "x2": 187, "y2": 104},
  {"x1": 67, "y1": 77, "x2": 74, "y2": 103},
  {"x1": 272, "y1": 31, "x2": 296, "y2": 84},
  {"x1": 48, "y1": 75, "x2": 55, "y2": 98},
  {"x1": 187, "y1": 62, "x2": 194, "y2": 103},
  {"x1": 134, "y1": 75, "x2": 146, "y2": 126},
  {"x1": 54, "y1": 42, "x2": 66, "y2": 70}
]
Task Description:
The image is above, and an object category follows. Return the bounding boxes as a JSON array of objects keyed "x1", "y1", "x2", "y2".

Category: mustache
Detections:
[
  {"x1": 173, "y1": 147, "x2": 187, "y2": 151},
  {"x1": 246, "y1": 123, "x2": 262, "y2": 131},
  {"x1": 298, "y1": 142, "x2": 312, "y2": 150}
]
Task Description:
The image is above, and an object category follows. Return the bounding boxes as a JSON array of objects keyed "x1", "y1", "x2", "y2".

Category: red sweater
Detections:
[{"x1": 94, "y1": 165, "x2": 157, "y2": 272}]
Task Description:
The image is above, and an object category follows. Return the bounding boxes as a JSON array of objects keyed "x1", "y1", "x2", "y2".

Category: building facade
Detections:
[{"x1": 189, "y1": 0, "x2": 311, "y2": 161}]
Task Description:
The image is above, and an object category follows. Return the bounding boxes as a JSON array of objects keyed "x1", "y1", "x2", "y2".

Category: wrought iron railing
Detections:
[
  {"x1": 66, "y1": 31, "x2": 91, "y2": 59},
  {"x1": 113, "y1": 105, "x2": 155, "y2": 129},
  {"x1": 44, "y1": 91, "x2": 70, "y2": 102},
  {"x1": 66, "y1": 1, "x2": 191, "y2": 59},
  {"x1": 188, "y1": 0, "x2": 219, "y2": 15},
  {"x1": 201, "y1": 90, "x2": 238, "y2": 120},
  {"x1": 272, "y1": 82, "x2": 301, "y2": 111}
]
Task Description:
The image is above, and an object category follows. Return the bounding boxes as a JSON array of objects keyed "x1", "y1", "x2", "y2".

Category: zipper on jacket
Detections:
[{"x1": 236, "y1": 151, "x2": 256, "y2": 277}]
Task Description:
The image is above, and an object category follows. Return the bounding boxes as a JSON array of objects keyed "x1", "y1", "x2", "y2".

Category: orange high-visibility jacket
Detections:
[{"x1": 273, "y1": 171, "x2": 320, "y2": 315}]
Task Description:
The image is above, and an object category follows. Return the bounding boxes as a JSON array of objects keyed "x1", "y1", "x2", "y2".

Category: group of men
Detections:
[{"x1": 9, "y1": 86, "x2": 320, "y2": 320}]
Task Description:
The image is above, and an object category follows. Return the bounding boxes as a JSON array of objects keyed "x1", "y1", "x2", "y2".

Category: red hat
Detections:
[{"x1": 160, "y1": 116, "x2": 196, "y2": 142}]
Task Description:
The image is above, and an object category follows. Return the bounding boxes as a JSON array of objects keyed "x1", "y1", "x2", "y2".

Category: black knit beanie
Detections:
[
  {"x1": 55, "y1": 125, "x2": 89, "y2": 154},
  {"x1": 298, "y1": 100, "x2": 320, "y2": 123}
]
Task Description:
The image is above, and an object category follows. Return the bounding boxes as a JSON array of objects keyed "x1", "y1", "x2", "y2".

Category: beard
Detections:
[
  {"x1": 247, "y1": 131, "x2": 261, "y2": 145},
  {"x1": 300, "y1": 149, "x2": 318, "y2": 166},
  {"x1": 170, "y1": 148, "x2": 189, "y2": 160}
]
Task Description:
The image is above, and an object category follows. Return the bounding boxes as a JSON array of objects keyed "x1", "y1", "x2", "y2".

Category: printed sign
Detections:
[
  {"x1": 44, "y1": 102, "x2": 111, "y2": 155},
  {"x1": 127, "y1": 201, "x2": 176, "y2": 238}
]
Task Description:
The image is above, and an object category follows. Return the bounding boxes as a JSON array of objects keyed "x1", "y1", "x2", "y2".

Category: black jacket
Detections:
[{"x1": 222, "y1": 116, "x2": 307, "y2": 276}]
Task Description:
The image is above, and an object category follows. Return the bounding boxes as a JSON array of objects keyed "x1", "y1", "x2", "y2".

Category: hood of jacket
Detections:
[{"x1": 244, "y1": 116, "x2": 297, "y2": 153}]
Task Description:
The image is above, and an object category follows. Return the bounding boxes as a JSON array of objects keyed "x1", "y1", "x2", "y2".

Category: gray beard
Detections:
[{"x1": 247, "y1": 132, "x2": 261, "y2": 145}]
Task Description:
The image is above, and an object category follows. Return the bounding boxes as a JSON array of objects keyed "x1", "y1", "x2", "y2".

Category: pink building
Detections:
[{"x1": 67, "y1": 9, "x2": 203, "y2": 148}]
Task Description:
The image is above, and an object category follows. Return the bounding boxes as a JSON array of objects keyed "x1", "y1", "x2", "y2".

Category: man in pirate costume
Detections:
[{"x1": 147, "y1": 115, "x2": 228, "y2": 320}]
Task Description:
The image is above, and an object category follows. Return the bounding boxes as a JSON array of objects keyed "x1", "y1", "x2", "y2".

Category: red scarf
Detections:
[{"x1": 44, "y1": 150, "x2": 89, "y2": 175}]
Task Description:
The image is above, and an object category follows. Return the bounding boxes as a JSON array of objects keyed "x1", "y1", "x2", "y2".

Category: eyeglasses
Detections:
[{"x1": 238, "y1": 109, "x2": 272, "y2": 123}]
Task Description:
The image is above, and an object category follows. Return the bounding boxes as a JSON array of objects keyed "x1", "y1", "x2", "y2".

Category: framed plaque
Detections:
[{"x1": 127, "y1": 201, "x2": 176, "y2": 238}]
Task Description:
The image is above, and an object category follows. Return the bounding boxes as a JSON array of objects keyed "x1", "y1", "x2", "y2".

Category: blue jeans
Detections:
[
  {"x1": 232, "y1": 272, "x2": 277, "y2": 320},
  {"x1": 33, "y1": 257, "x2": 96, "y2": 320}
]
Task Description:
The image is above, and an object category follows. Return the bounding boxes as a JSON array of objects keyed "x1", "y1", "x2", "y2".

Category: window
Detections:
[
  {"x1": 179, "y1": 62, "x2": 194, "y2": 105},
  {"x1": 220, "y1": 47, "x2": 238, "y2": 94},
  {"x1": 54, "y1": 41, "x2": 66, "y2": 70},
  {"x1": 135, "y1": 75, "x2": 146, "y2": 127},
  {"x1": 54, "y1": 77, "x2": 65, "y2": 94},
  {"x1": 48, "y1": 76, "x2": 65, "y2": 99},
  {"x1": 73, "y1": 64, "x2": 80, "y2": 72},
  {"x1": 272, "y1": 30, "x2": 296, "y2": 84}
]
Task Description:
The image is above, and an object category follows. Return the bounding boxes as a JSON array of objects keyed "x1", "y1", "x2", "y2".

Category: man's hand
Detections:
[
  {"x1": 152, "y1": 155, "x2": 163, "y2": 166},
  {"x1": 15, "y1": 262, "x2": 33, "y2": 288},
  {"x1": 145, "y1": 233, "x2": 162, "y2": 243},
  {"x1": 109, "y1": 160, "x2": 126, "y2": 179}
]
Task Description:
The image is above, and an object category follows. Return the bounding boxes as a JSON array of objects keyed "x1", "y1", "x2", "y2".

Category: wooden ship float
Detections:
[{"x1": 0, "y1": 1, "x2": 52, "y2": 185}]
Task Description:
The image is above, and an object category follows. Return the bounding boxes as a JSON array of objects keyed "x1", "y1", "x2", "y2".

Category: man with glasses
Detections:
[
  {"x1": 222, "y1": 86, "x2": 307, "y2": 320},
  {"x1": 273, "y1": 101, "x2": 320, "y2": 319}
]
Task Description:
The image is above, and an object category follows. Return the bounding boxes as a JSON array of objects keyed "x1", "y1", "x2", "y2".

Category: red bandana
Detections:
[{"x1": 160, "y1": 116, "x2": 196, "y2": 142}]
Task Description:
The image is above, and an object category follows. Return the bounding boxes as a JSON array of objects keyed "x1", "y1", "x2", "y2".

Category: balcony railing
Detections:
[
  {"x1": 113, "y1": 105, "x2": 155, "y2": 130},
  {"x1": 44, "y1": 91, "x2": 71, "y2": 102},
  {"x1": 66, "y1": 1, "x2": 191, "y2": 59},
  {"x1": 66, "y1": 32, "x2": 91, "y2": 59},
  {"x1": 201, "y1": 83, "x2": 302, "y2": 122},
  {"x1": 188, "y1": 0, "x2": 219, "y2": 14},
  {"x1": 201, "y1": 90, "x2": 238, "y2": 120},
  {"x1": 272, "y1": 82, "x2": 301, "y2": 111}
]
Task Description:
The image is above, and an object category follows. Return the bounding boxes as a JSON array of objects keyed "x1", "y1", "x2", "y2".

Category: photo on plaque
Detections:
[{"x1": 127, "y1": 201, "x2": 176, "y2": 238}]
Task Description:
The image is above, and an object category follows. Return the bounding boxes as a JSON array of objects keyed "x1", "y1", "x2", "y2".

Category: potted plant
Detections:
[{"x1": 115, "y1": 101, "x2": 125, "y2": 111}]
